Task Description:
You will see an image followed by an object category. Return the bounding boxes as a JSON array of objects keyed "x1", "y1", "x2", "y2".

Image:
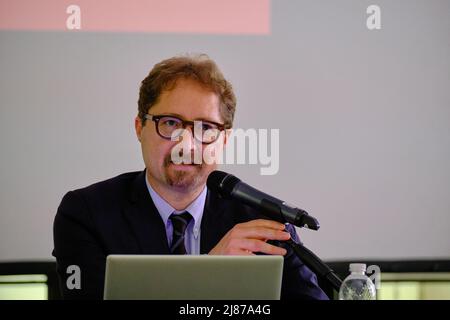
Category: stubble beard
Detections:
[{"x1": 162, "y1": 155, "x2": 206, "y2": 191}]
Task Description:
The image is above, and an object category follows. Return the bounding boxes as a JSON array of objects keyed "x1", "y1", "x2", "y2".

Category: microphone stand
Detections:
[
  {"x1": 265, "y1": 197, "x2": 342, "y2": 292},
  {"x1": 285, "y1": 238, "x2": 343, "y2": 292}
]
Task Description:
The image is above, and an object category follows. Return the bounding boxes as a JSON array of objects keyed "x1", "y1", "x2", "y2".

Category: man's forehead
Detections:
[
  {"x1": 150, "y1": 80, "x2": 222, "y2": 121},
  {"x1": 160, "y1": 79, "x2": 218, "y2": 102}
]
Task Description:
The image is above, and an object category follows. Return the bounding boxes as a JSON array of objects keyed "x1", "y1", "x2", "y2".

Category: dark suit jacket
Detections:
[{"x1": 52, "y1": 170, "x2": 329, "y2": 300}]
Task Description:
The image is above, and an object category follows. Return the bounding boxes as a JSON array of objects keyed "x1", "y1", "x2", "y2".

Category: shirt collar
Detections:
[{"x1": 145, "y1": 175, "x2": 206, "y2": 229}]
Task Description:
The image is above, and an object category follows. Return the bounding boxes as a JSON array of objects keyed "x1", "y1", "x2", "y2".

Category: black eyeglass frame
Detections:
[{"x1": 144, "y1": 114, "x2": 228, "y2": 144}]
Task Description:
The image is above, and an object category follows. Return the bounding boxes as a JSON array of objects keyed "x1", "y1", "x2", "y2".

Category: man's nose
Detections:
[
  {"x1": 179, "y1": 127, "x2": 201, "y2": 150},
  {"x1": 178, "y1": 128, "x2": 202, "y2": 164}
]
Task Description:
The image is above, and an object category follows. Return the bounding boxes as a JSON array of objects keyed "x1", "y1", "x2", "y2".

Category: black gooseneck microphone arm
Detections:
[
  {"x1": 284, "y1": 238, "x2": 342, "y2": 292},
  {"x1": 207, "y1": 171, "x2": 343, "y2": 292}
]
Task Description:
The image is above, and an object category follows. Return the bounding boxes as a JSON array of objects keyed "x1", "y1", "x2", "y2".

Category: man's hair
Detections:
[{"x1": 138, "y1": 54, "x2": 236, "y2": 128}]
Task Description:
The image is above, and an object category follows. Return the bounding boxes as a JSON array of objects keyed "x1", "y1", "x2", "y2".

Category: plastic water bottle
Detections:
[{"x1": 339, "y1": 263, "x2": 376, "y2": 300}]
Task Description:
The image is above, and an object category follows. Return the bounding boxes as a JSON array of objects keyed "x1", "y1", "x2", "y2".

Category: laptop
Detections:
[{"x1": 104, "y1": 255, "x2": 284, "y2": 300}]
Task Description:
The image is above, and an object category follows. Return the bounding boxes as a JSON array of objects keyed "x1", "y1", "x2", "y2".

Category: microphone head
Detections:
[{"x1": 207, "y1": 171, "x2": 241, "y2": 198}]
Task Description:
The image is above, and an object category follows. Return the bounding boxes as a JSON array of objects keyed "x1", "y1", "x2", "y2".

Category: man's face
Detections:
[{"x1": 135, "y1": 78, "x2": 226, "y2": 192}]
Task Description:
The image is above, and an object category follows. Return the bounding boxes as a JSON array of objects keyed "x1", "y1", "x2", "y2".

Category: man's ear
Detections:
[{"x1": 135, "y1": 116, "x2": 143, "y2": 142}]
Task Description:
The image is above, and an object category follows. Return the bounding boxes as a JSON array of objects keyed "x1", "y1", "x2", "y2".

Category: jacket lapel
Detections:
[
  {"x1": 200, "y1": 190, "x2": 236, "y2": 254},
  {"x1": 122, "y1": 170, "x2": 170, "y2": 254}
]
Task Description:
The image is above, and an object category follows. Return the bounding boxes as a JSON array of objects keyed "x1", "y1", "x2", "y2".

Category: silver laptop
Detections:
[{"x1": 104, "y1": 255, "x2": 284, "y2": 300}]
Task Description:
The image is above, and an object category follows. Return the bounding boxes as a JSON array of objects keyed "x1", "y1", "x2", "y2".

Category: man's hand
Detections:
[{"x1": 208, "y1": 219, "x2": 291, "y2": 256}]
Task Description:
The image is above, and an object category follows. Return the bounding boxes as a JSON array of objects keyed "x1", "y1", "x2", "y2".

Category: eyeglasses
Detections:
[{"x1": 144, "y1": 114, "x2": 227, "y2": 144}]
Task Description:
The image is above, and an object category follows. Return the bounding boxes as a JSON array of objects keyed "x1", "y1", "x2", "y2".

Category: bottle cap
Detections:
[{"x1": 349, "y1": 263, "x2": 366, "y2": 273}]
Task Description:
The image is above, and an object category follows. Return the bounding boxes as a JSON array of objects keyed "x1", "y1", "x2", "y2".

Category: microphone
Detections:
[{"x1": 207, "y1": 171, "x2": 320, "y2": 230}]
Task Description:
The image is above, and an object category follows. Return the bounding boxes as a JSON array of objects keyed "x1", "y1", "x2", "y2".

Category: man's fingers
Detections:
[
  {"x1": 239, "y1": 219, "x2": 286, "y2": 231},
  {"x1": 235, "y1": 249, "x2": 257, "y2": 256},
  {"x1": 209, "y1": 219, "x2": 291, "y2": 256},
  {"x1": 239, "y1": 239, "x2": 288, "y2": 256},
  {"x1": 233, "y1": 226, "x2": 291, "y2": 241}
]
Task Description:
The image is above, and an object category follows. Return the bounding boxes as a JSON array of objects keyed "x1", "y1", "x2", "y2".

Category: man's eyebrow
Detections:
[
  {"x1": 193, "y1": 117, "x2": 218, "y2": 123},
  {"x1": 162, "y1": 112, "x2": 218, "y2": 123},
  {"x1": 160, "y1": 112, "x2": 184, "y2": 118}
]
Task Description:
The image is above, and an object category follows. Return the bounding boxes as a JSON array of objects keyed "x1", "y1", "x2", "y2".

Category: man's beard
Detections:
[{"x1": 162, "y1": 153, "x2": 207, "y2": 190}]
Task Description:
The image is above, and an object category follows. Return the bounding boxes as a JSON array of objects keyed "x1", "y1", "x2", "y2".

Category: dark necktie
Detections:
[{"x1": 169, "y1": 211, "x2": 192, "y2": 254}]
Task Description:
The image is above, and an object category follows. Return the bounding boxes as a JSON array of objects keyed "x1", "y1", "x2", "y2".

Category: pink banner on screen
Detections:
[{"x1": 0, "y1": 0, "x2": 270, "y2": 34}]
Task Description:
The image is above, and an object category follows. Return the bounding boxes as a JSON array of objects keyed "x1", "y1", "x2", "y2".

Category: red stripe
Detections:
[{"x1": 0, "y1": 0, "x2": 270, "y2": 34}]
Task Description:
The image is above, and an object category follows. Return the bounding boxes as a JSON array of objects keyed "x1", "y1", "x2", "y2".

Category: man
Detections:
[{"x1": 52, "y1": 54, "x2": 328, "y2": 300}]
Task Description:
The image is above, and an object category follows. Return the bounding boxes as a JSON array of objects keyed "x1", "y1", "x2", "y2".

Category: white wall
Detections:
[{"x1": 1, "y1": 0, "x2": 449, "y2": 262}]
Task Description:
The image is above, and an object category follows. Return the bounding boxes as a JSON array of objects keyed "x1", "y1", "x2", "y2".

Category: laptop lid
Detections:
[{"x1": 104, "y1": 255, "x2": 284, "y2": 300}]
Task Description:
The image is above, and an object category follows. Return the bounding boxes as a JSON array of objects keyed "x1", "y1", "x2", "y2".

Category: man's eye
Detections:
[
  {"x1": 202, "y1": 124, "x2": 215, "y2": 131},
  {"x1": 163, "y1": 119, "x2": 179, "y2": 127}
]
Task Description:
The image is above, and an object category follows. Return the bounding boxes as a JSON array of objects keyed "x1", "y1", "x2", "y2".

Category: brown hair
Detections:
[{"x1": 138, "y1": 54, "x2": 236, "y2": 128}]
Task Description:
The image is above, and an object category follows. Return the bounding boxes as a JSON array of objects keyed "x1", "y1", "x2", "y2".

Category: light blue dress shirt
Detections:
[{"x1": 145, "y1": 176, "x2": 207, "y2": 254}]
